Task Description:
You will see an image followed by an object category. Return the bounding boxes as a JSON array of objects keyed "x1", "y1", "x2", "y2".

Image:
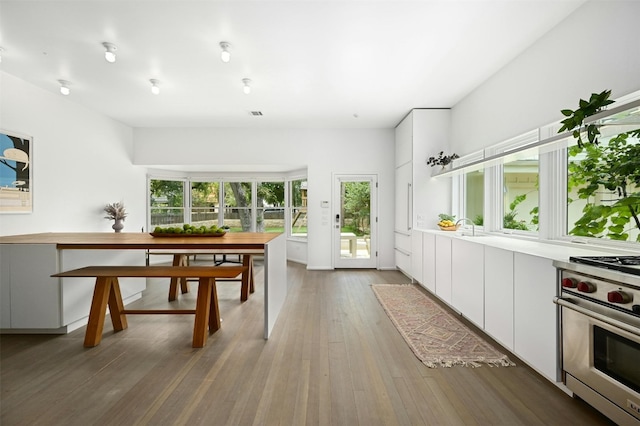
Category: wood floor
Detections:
[{"x1": 1, "y1": 260, "x2": 615, "y2": 426}]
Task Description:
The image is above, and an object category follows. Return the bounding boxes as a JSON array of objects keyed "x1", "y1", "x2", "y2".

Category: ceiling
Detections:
[{"x1": 0, "y1": 0, "x2": 585, "y2": 129}]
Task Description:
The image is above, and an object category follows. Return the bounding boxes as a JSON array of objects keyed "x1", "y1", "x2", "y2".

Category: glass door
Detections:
[{"x1": 333, "y1": 175, "x2": 377, "y2": 268}]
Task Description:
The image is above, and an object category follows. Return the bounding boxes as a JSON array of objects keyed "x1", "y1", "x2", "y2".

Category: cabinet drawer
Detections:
[
  {"x1": 395, "y1": 248, "x2": 411, "y2": 275},
  {"x1": 395, "y1": 232, "x2": 412, "y2": 253}
]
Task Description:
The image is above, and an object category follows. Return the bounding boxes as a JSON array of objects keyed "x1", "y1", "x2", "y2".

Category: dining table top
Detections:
[{"x1": 0, "y1": 232, "x2": 282, "y2": 250}]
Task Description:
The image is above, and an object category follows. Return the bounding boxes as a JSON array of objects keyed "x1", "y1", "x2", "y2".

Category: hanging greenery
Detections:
[{"x1": 561, "y1": 90, "x2": 640, "y2": 241}]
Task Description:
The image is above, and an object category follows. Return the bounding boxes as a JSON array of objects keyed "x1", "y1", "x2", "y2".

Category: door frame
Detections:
[{"x1": 332, "y1": 173, "x2": 378, "y2": 269}]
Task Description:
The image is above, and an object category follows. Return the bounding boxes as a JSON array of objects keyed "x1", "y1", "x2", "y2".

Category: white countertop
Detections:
[{"x1": 416, "y1": 228, "x2": 638, "y2": 263}]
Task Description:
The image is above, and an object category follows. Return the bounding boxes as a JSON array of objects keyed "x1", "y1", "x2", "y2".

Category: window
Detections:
[
  {"x1": 149, "y1": 178, "x2": 186, "y2": 228},
  {"x1": 290, "y1": 178, "x2": 307, "y2": 238},
  {"x1": 257, "y1": 181, "x2": 285, "y2": 233},
  {"x1": 148, "y1": 175, "x2": 307, "y2": 238},
  {"x1": 191, "y1": 181, "x2": 219, "y2": 226},
  {"x1": 465, "y1": 170, "x2": 484, "y2": 226},
  {"x1": 566, "y1": 130, "x2": 640, "y2": 242},
  {"x1": 223, "y1": 181, "x2": 252, "y2": 232},
  {"x1": 492, "y1": 131, "x2": 540, "y2": 234},
  {"x1": 502, "y1": 156, "x2": 539, "y2": 232}
]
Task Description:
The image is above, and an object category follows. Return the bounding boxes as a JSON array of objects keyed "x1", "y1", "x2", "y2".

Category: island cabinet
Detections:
[
  {"x1": 451, "y1": 238, "x2": 484, "y2": 328},
  {"x1": 484, "y1": 246, "x2": 514, "y2": 350},
  {"x1": 394, "y1": 108, "x2": 451, "y2": 280},
  {"x1": 0, "y1": 244, "x2": 144, "y2": 331},
  {"x1": 513, "y1": 253, "x2": 559, "y2": 381}
]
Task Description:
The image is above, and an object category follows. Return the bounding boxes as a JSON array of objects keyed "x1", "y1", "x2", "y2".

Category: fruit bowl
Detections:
[{"x1": 438, "y1": 224, "x2": 460, "y2": 231}]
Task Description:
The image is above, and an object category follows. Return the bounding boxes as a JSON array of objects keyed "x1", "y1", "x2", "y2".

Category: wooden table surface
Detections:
[{"x1": 0, "y1": 232, "x2": 281, "y2": 250}]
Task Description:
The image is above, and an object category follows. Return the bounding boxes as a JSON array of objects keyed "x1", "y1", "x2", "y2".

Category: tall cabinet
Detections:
[{"x1": 394, "y1": 109, "x2": 451, "y2": 284}]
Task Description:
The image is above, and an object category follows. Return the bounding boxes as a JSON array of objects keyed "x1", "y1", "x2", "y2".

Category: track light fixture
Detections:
[
  {"x1": 58, "y1": 80, "x2": 71, "y2": 95},
  {"x1": 149, "y1": 79, "x2": 160, "y2": 95},
  {"x1": 219, "y1": 41, "x2": 231, "y2": 63},
  {"x1": 102, "y1": 42, "x2": 117, "y2": 63},
  {"x1": 242, "y1": 78, "x2": 251, "y2": 95}
]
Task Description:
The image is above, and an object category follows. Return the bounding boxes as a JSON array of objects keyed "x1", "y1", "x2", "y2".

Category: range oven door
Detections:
[{"x1": 559, "y1": 297, "x2": 640, "y2": 424}]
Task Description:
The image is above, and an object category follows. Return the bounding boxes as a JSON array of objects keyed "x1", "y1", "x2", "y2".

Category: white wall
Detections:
[
  {"x1": 451, "y1": 0, "x2": 640, "y2": 154},
  {"x1": 0, "y1": 72, "x2": 147, "y2": 236},
  {"x1": 133, "y1": 127, "x2": 396, "y2": 270}
]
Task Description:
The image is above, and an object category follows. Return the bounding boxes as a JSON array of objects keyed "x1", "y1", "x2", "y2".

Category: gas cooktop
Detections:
[{"x1": 569, "y1": 256, "x2": 640, "y2": 276}]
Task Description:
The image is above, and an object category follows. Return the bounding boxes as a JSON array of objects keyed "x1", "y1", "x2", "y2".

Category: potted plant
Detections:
[
  {"x1": 560, "y1": 90, "x2": 640, "y2": 241},
  {"x1": 426, "y1": 151, "x2": 460, "y2": 169},
  {"x1": 104, "y1": 202, "x2": 127, "y2": 233}
]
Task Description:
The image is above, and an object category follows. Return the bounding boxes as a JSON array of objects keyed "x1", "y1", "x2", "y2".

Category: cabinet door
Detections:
[
  {"x1": 395, "y1": 112, "x2": 413, "y2": 168},
  {"x1": 514, "y1": 253, "x2": 559, "y2": 382},
  {"x1": 2, "y1": 244, "x2": 61, "y2": 329},
  {"x1": 484, "y1": 246, "x2": 514, "y2": 350},
  {"x1": 451, "y1": 239, "x2": 484, "y2": 327},
  {"x1": 422, "y1": 233, "x2": 436, "y2": 293},
  {"x1": 434, "y1": 236, "x2": 452, "y2": 304},
  {"x1": 411, "y1": 231, "x2": 423, "y2": 284},
  {"x1": 395, "y1": 162, "x2": 412, "y2": 234}
]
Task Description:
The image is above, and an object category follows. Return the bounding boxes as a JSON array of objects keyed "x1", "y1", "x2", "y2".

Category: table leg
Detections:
[
  {"x1": 241, "y1": 255, "x2": 255, "y2": 301},
  {"x1": 168, "y1": 254, "x2": 190, "y2": 301},
  {"x1": 107, "y1": 277, "x2": 128, "y2": 332},
  {"x1": 192, "y1": 277, "x2": 213, "y2": 348},
  {"x1": 84, "y1": 277, "x2": 112, "y2": 347}
]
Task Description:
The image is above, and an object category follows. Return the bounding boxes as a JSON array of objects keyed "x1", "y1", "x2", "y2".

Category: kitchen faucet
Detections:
[{"x1": 455, "y1": 218, "x2": 476, "y2": 236}]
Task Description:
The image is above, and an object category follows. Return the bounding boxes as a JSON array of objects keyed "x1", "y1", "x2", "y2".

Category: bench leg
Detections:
[
  {"x1": 192, "y1": 277, "x2": 213, "y2": 348},
  {"x1": 84, "y1": 277, "x2": 112, "y2": 347},
  {"x1": 107, "y1": 277, "x2": 128, "y2": 332},
  {"x1": 208, "y1": 278, "x2": 221, "y2": 333},
  {"x1": 168, "y1": 254, "x2": 190, "y2": 301}
]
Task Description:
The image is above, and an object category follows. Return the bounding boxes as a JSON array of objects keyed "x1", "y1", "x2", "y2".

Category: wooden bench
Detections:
[
  {"x1": 146, "y1": 250, "x2": 257, "y2": 302},
  {"x1": 53, "y1": 265, "x2": 247, "y2": 348}
]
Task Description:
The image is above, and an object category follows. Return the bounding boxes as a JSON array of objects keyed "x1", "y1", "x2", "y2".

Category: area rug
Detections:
[{"x1": 371, "y1": 284, "x2": 515, "y2": 368}]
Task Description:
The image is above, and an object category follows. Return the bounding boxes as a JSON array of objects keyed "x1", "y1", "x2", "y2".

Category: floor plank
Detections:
[{"x1": 1, "y1": 260, "x2": 615, "y2": 425}]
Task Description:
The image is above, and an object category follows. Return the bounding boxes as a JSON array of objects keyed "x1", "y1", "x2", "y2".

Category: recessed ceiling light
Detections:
[
  {"x1": 149, "y1": 79, "x2": 160, "y2": 95},
  {"x1": 58, "y1": 79, "x2": 71, "y2": 95},
  {"x1": 102, "y1": 42, "x2": 117, "y2": 63},
  {"x1": 220, "y1": 41, "x2": 231, "y2": 63},
  {"x1": 242, "y1": 78, "x2": 252, "y2": 95}
]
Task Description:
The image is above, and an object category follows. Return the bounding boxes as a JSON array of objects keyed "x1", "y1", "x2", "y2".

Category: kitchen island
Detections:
[{"x1": 0, "y1": 232, "x2": 287, "y2": 339}]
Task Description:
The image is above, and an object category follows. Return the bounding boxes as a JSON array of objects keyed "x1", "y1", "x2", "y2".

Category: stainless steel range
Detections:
[{"x1": 554, "y1": 255, "x2": 640, "y2": 425}]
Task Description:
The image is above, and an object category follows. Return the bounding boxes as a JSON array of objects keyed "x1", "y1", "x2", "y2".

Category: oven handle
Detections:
[{"x1": 554, "y1": 297, "x2": 640, "y2": 338}]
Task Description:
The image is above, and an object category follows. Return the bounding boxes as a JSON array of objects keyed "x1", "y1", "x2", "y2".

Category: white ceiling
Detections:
[{"x1": 0, "y1": 0, "x2": 585, "y2": 129}]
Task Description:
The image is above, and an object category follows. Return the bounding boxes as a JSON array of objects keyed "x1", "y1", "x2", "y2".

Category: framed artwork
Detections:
[{"x1": 0, "y1": 130, "x2": 32, "y2": 213}]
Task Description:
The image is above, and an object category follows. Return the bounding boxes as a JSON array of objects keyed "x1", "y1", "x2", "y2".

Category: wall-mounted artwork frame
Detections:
[{"x1": 0, "y1": 130, "x2": 32, "y2": 213}]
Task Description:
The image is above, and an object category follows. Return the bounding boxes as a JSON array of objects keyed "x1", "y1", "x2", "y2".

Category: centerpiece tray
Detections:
[{"x1": 150, "y1": 232, "x2": 226, "y2": 238}]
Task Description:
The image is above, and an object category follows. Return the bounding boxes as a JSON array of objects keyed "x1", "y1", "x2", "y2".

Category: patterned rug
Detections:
[{"x1": 372, "y1": 284, "x2": 515, "y2": 368}]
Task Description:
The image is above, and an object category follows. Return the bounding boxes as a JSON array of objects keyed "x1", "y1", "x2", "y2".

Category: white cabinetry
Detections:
[
  {"x1": 411, "y1": 230, "x2": 423, "y2": 284},
  {"x1": 451, "y1": 239, "x2": 484, "y2": 328},
  {"x1": 514, "y1": 253, "x2": 559, "y2": 381},
  {"x1": 0, "y1": 244, "x2": 145, "y2": 332},
  {"x1": 394, "y1": 109, "x2": 451, "y2": 279},
  {"x1": 434, "y1": 235, "x2": 452, "y2": 304},
  {"x1": 484, "y1": 246, "x2": 514, "y2": 350},
  {"x1": 422, "y1": 233, "x2": 436, "y2": 293}
]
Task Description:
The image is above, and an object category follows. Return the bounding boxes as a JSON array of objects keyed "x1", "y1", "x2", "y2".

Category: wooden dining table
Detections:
[{"x1": 0, "y1": 232, "x2": 288, "y2": 339}]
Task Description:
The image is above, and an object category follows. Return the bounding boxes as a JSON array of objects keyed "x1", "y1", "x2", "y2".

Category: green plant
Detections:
[
  {"x1": 426, "y1": 151, "x2": 460, "y2": 167},
  {"x1": 568, "y1": 131, "x2": 640, "y2": 241},
  {"x1": 558, "y1": 90, "x2": 615, "y2": 147},
  {"x1": 503, "y1": 194, "x2": 530, "y2": 230}
]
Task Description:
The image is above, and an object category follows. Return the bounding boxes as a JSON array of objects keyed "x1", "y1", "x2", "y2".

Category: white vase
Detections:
[{"x1": 112, "y1": 219, "x2": 124, "y2": 233}]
